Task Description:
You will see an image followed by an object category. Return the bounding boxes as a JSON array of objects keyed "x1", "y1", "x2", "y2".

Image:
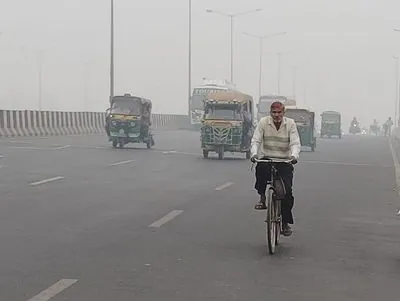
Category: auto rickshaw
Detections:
[
  {"x1": 107, "y1": 93, "x2": 155, "y2": 149},
  {"x1": 201, "y1": 90, "x2": 254, "y2": 160},
  {"x1": 285, "y1": 107, "x2": 316, "y2": 152},
  {"x1": 320, "y1": 111, "x2": 341, "y2": 138}
]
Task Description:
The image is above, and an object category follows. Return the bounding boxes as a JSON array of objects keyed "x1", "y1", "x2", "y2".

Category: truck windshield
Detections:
[{"x1": 322, "y1": 114, "x2": 339, "y2": 122}]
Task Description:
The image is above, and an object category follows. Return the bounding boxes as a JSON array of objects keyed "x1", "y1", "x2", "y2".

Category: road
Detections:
[{"x1": 0, "y1": 130, "x2": 399, "y2": 301}]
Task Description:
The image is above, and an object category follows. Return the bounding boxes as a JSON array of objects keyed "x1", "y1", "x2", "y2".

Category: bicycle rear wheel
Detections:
[
  {"x1": 266, "y1": 187, "x2": 277, "y2": 255},
  {"x1": 275, "y1": 199, "x2": 282, "y2": 245}
]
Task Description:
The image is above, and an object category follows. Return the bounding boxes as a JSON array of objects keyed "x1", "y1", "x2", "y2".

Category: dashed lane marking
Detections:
[
  {"x1": 215, "y1": 182, "x2": 234, "y2": 191},
  {"x1": 109, "y1": 160, "x2": 135, "y2": 166},
  {"x1": 29, "y1": 176, "x2": 65, "y2": 187},
  {"x1": 149, "y1": 210, "x2": 183, "y2": 228},
  {"x1": 26, "y1": 279, "x2": 78, "y2": 301}
]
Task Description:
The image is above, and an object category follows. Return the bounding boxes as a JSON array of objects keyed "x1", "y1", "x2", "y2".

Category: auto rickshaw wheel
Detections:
[
  {"x1": 218, "y1": 147, "x2": 224, "y2": 160},
  {"x1": 118, "y1": 139, "x2": 124, "y2": 149},
  {"x1": 202, "y1": 149, "x2": 209, "y2": 159},
  {"x1": 112, "y1": 139, "x2": 118, "y2": 148}
]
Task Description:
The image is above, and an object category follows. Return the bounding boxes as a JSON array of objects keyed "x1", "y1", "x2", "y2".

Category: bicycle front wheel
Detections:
[{"x1": 266, "y1": 187, "x2": 277, "y2": 255}]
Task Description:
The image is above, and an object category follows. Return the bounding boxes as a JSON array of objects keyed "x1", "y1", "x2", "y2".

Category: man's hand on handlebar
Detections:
[{"x1": 250, "y1": 155, "x2": 298, "y2": 165}]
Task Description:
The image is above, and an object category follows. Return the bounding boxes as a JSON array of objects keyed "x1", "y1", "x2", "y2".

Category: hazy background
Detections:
[{"x1": 1, "y1": 0, "x2": 400, "y2": 127}]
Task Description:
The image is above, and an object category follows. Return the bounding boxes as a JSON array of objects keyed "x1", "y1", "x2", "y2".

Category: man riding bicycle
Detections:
[{"x1": 250, "y1": 101, "x2": 301, "y2": 236}]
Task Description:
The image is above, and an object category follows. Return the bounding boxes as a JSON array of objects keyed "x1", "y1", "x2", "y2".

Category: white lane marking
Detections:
[
  {"x1": 0, "y1": 155, "x2": 4, "y2": 158},
  {"x1": 8, "y1": 140, "x2": 34, "y2": 144},
  {"x1": 389, "y1": 138, "x2": 400, "y2": 212},
  {"x1": 162, "y1": 150, "x2": 177, "y2": 154},
  {"x1": 30, "y1": 176, "x2": 65, "y2": 187},
  {"x1": 109, "y1": 160, "x2": 134, "y2": 166},
  {"x1": 9, "y1": 146, "x2": 44, "y2": 150},
  {"x1": 27, "y1": 279, "x2": 78, "y2": 301},
  {"x1": 301, "y1": 160, "x2": 391, "y2": 168},
  {"x1": 389, "y1": 138, "x2": 400, "y2": 175},
  {"x1": 51, "y1": 145, "x2": 71, "y2": 150},
  {"x1": 10, "y1": 145, "x2": 71, "y2": 150},
  {"x1": 149, "y1": 210, "x2": 183, "y2": 228},
  {"x1": 215, "y1": 182, "x2": 234, "y2": 191},
  {"x1": 158, "y1": 150, "x2": 198, "y2": 156}
]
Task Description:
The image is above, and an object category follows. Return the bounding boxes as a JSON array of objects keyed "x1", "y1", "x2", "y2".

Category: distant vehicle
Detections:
[
  {"x1": 256, "y1": 94, "x2": 296, "y2": 122},
  {"x1": 285, "y1": 107, "x2": 316, "y2": 152},
  {"x1": 189, "y1": 79, "x2": 234, "y2": 128},
  {"x1": 320, "y1": 111, "x2": 341, "y2": 139}
]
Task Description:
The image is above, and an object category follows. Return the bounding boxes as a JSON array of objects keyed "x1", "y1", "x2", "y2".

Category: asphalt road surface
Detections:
[{"x1": 0, "y1": 130, "x2": 399, "y2": 301}]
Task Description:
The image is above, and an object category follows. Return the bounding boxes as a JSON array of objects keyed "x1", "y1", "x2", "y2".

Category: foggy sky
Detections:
[{"x1": 1, "y1": 0, "x2": 400, "y2": 127}]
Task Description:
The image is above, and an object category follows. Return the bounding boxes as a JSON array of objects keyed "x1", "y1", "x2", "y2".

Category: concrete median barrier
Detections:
[{"x1": 0, "y1": 110, "x2": 189, "y2": 137}]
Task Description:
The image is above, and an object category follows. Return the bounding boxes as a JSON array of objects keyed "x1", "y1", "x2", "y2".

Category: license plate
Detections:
[
  {"x1": 128, "y1": 133, "x2": 140, "y2": 138},
  {"x1": 110, "y1": 132, "x2": 125, "y2": 137}
]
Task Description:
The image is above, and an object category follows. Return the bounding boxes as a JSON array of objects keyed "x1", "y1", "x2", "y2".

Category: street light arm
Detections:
[
  {"x1": 206, "y1": 9, "x2": 230, "y2": 17},
  {"x1": 243, "y1": 31, "x2": 286, "y2": 40},
  {"x1": 265, "y1": 31, "x2": 287, "y2": 39},
  {"x1": 393, "y1": 28, "x2": 400, "y2": 32},
  {"x1": 233, "y1": 8, "x2": 262, "y2": 17},
  {"x1": 207, "y1": 8, "x2": 262, "y2": 18},
  {"x1": 242, "y1": 32, "x2": 261, "y2": 39}
]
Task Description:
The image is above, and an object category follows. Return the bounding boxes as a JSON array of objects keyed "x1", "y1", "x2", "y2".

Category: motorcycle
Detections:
[{"x1": 349, "y1": 123, "x2": 361, "y2": 134}]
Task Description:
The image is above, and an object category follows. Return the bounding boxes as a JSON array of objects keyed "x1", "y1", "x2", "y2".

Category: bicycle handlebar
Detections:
[{"x1": 253, "y1": 157, "x2": 294, "y2": 164}]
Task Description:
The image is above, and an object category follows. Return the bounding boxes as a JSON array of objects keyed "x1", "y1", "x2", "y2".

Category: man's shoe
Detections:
[
  {"x1": 282, "y1": 223, "x2": 293, "y2": 236},
  {"x1": 254, "y1": 194, "x2": 267, "y2": 210}
]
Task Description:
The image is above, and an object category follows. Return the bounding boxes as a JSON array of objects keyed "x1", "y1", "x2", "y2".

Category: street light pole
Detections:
[
  {"x1": 110, "y1": 0, "x2": 115, "y2": 105},
  {"x1": 38, "y1": 50, "x2": 45, "y2": 111},
  {"x1": 394, "y1": 56, "x2": 399, "y2": 126},
  {"x1": 206, "y1": 8, "x2": 262, "y2": 84},
  {"x1": 242, "y1": 31, "x2": 286, "y2": 100},
  {"x1": 392, "y1": 28, "x2": 400, "y2": 125},
  {"x1": 38, "y1": 61, "x2": 42, "y2": 111},
  {"x1": 230, "y1": 15, "x2": 234, "y2": 83},
  {"x1": 292, "y1": 66, "x2": 297, "y2": 99},
  {"x1": 277, "y1": 52, "x2": 282, "y2": 94},
  {"x1": 188, "y1": 0, "x2": 192, "y2": 118}
]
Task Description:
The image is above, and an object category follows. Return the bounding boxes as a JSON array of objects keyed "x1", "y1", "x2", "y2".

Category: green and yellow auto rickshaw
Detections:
[
  {"x1": 201, "y1": 90, "x2": 254, "y2": 160},
  {"x1": 320, "y1": 111, "x2": 341, "y2": 138},
  {"x1": 285, "y1": 107, "x2": 316, "y2": 152},
  {"x1": 106, "y1": 93, "x2": 155, "y2": 149}
]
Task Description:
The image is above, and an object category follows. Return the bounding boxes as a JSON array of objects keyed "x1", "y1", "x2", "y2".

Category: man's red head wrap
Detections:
[{"x1": 270, "y1": 101, "x2": 285, "y2": 111}]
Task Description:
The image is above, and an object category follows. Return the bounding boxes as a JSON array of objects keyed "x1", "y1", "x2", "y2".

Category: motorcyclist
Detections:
[
  {"x1": 250, "y1": 101, "x2": 301, "y2": 236},
  {"x1": 384, "y1": 117, "x2": 394, "y2": 136},
  {"x1": 351, "y1": 117, "x2": 359, "y2": 128}
]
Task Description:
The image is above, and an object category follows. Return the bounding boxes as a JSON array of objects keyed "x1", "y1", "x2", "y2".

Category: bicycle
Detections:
[{"x1": 253, "y1": 157, "x2": 294, "y2": 255}]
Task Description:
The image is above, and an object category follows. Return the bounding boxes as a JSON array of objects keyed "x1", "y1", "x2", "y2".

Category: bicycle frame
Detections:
[{"x1": 253, "y1": 157, "x2": 292, "y2": 254}]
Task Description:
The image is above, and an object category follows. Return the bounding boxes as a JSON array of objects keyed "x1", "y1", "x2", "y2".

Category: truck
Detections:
[
  {"x1": 189, "y1": 79, "x2": 235, "y2": 129},
  {"x1": 256, "y1": 94, "x2": 296, "y2": 121}
]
